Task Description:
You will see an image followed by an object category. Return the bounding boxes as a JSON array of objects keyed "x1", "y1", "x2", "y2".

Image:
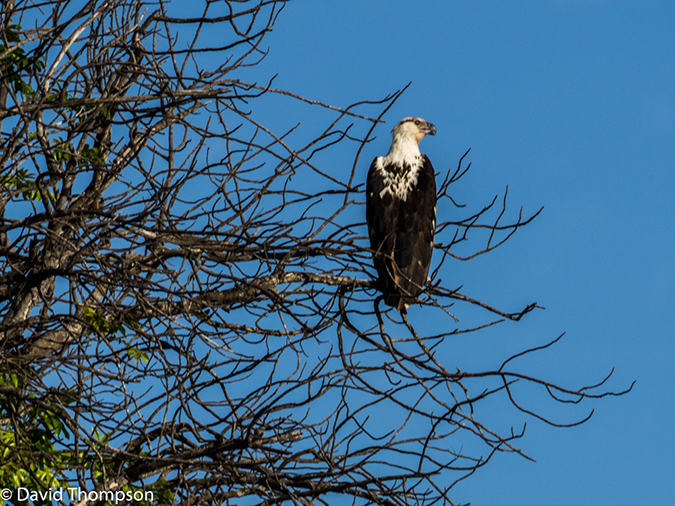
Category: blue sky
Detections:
[{"x1": 247, "y1": 1, "x2": 674, "y2": 504}]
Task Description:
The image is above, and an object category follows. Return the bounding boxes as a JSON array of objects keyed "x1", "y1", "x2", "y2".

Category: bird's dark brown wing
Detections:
[
  {"x1": 393, "y1": 155, "x2": 437, "y2": 307},
  {"x1": 366, "y1": 157, "x2": 401, "y2": 305}
]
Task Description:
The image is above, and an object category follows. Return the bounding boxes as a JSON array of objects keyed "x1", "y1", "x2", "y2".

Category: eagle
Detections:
[{"x1": 366, "y1": 116, "x2": 437, "y2": 313}]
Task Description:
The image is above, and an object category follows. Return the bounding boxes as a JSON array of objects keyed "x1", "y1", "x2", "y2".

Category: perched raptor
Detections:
[{"x1": 366, "y1": 117, "x2": 437, "y2": 312}]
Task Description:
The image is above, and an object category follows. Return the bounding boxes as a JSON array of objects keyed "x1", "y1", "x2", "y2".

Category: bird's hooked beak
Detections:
[{"x1": 423, "y1": 121, "x2": 436, "y2": 136}]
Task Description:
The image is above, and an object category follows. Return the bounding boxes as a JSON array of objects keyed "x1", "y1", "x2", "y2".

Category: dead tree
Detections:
[{"x1": 0, "y1": 1, "x2": 629, "y2": 505}]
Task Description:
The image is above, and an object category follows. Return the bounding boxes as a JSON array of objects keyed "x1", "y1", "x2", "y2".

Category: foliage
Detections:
[
  {"x1": 0, "y1": 24, "x2": 44, "y2": 97},
  {"x1": 0, "y1": 371, "x2": 69, "y2": 506}
]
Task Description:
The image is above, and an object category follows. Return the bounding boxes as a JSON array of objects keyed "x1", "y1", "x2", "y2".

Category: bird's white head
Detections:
[
  {"x1": 386, "y1": 117, "x2": 436, "y2": 162},
  {"x1": 391, "y1": 117, "x2": 437, "y2": 144}
]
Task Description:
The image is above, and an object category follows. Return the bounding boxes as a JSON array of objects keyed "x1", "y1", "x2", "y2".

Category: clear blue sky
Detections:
[{"x1": 245, "y1": 1, "x2": 674, "y2": 504}]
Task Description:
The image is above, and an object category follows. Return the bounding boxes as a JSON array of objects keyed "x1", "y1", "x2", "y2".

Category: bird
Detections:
[{"x1": 366, "y1": 116, "x2": 437, "y2": 313}]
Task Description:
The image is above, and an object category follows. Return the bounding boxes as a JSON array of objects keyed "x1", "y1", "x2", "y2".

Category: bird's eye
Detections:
[{"x1": 414, "y1": 119, "x2": 420, "y2": 125}]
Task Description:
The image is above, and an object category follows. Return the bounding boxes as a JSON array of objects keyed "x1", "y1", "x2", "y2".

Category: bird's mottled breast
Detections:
[{"x1": 374, "y1": 155, "x2": 422, "y2": 202}]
